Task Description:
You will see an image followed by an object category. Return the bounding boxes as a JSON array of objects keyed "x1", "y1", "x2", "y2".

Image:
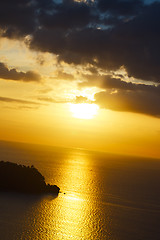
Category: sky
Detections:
[{"x1": 0, "y1": 0, "x2": 160, "y2": 158}]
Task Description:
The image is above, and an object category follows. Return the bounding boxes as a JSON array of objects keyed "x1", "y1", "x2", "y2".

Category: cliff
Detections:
[{"x1": 0, "y1": 161, "x2": 60, "y2": 195}]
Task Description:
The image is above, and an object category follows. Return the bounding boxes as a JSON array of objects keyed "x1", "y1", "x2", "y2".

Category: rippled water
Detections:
[{"x1": 0, "y1": 141, "x2": 160, "y2": 240}]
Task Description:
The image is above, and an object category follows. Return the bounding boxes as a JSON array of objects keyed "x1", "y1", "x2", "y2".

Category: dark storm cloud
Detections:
[
  {"x1": 29, "y1": 28, "x2": 66, "y2": 55},
  {"x1": 1, "y1": 0, "x2": 160, "y2": 83},
  {"x1": 54, "y1": 2, "x2": 160, "y2": 83},
  {"x1": 1, "y1": 0, "x2": 160, "y2": 116},
  {"x1": 38, "y1": 0, "x2": 92, "y2": 30},
  {"x1": 0, "y1": 62, "x2": 41, "y2": 82},
  {"x1": 29, "y1": 0, "x2": 160, "y2": 83},
  {"x1": 97, "y1": 0, "x2": 144, "y2": 16},
  {"x1": 0, "y1": 0, "x2": 36, "y2": 38},
  {"x1": 108, "y1": 2, "x2": 160, "y2": 82}
]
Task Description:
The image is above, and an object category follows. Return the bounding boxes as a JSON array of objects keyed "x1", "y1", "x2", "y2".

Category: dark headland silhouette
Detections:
[{"x1": 0, "y1": 161, "x2": 60, "y2": 195}]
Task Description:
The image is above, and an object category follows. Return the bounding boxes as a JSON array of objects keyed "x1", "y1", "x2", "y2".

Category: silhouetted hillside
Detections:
[{"x1": 0, "y1": 161, "x2": 60, "y2": 195}]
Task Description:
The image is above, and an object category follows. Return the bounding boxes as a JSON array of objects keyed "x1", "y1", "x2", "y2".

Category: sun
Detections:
[{"x1": 70, "y1": 103, "x2": 99, "y2": 119}]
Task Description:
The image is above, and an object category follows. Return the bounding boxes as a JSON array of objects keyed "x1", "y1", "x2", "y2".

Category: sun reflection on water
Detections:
[
  {"x1": 35, "y1": 149, "x2": 106, "y2": 239},
  {"x1": 50, "y1": 150, "x2": 95, "y2": 239},
  {"x1": 9, "y1": 148, "x2": 112, "y2": 239}
]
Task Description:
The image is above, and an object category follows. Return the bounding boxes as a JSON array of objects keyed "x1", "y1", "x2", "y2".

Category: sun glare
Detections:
[{"x1": 70, "y1": 103, "x2": 99, "y2": 119}]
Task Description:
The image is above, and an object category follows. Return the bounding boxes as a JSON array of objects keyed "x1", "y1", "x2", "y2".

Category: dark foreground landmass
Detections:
[{"x1": 0, "y1": 161, "x2": 60, "y2": 195}]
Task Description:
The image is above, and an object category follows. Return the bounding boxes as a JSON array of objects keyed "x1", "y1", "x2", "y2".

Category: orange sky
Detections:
[
  {"x1": 0, "y1": 28, "x2": 160, "y2": 159},
  {"x1": 0, "y1": 41, "x2": 160, "y2": 160}
]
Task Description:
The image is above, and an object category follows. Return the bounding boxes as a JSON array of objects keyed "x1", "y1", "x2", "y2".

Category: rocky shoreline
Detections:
[{"x1": 0, "y1": 161, "x2": 60, "y2": 195}]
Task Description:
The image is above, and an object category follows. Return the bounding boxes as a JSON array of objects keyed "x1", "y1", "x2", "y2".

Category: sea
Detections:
[{"x1": 0, "y1": 140, "x2": 160, "y2": 240}]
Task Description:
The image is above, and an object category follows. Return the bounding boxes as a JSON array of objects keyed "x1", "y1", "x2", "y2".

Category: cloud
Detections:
[
  {"x1": 38, "y1": 87, "x2": 53, "y2": 94},
  {"x1": 80, "y1": 73, "x2": 160, "y2": 94},
  {"x1": 80, "y1": 72, "x2": 160, "y2": 116},
  {"x1": 0, "y1": 0, "x2": 37, "y2": 38},
  {"x1": 53, "y1": 70, "x2": 75, "y2": 81},
  {"x1": 0, "y1": 62, "x2": 41, "y2": 82},
  {"x1": 37, "y1": 97, "x2": 67, "y2": 103},
  {"x1": 97, "y1": 0, "x2": 144, "y2": 16},
  {"x1": 1, "y1": 0, "x2": 160, "y2": 117},
  {"x1": 95, "y1": 90, "x2": 160, "y2": 117},
  {"x1": 0, "y1": 96, "x2": 40, "y2": 105},
  {"x1": 1, "y1": 1, "x2": 160, "y2": 83},
  {"x1": 38, "y1": 0, "x2": 92, "y2": 30},
  {"x1": 74, "y1": 96, "x2": 90, "y2": 103},
  {"x1": 37, "y1": 97, "x2": 57, "y2": 103},
  {"x1": 38, "y1": 95, "x2": 90, "y2": 104},
  {"x1": 29, "y1": 1, "x2": 160, "y2": 83}
]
